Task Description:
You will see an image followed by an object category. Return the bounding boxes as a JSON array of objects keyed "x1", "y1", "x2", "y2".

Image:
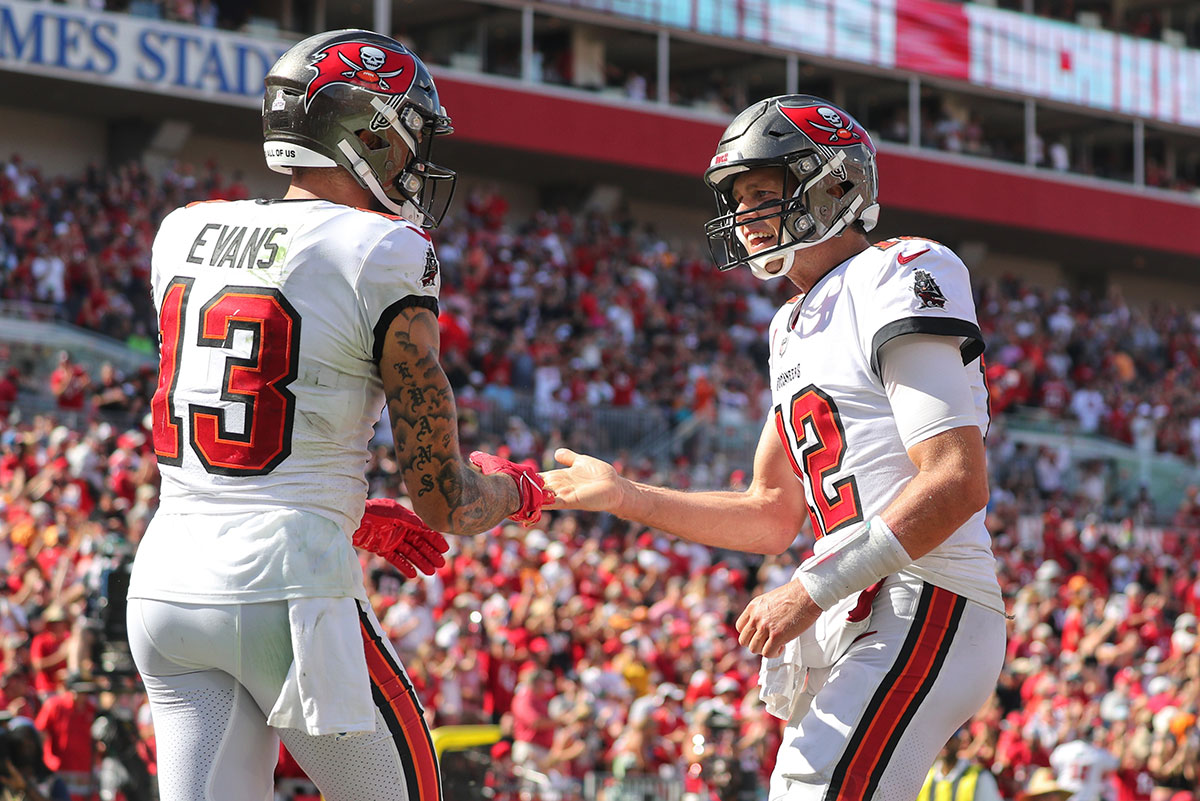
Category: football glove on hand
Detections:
[
  {"x1": 469, "y1": 451, "x2": 556, "y2": 526},
  {"x1": 352, "y1": 498, "x2": 449, "y2": 579}
]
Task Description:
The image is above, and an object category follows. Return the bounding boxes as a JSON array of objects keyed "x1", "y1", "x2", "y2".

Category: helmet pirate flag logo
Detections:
[
  {"x1": 778, "y1": 102, "x2": 876, "y2": 154},
  {"x1": 304, "y1": 41, "x2": 417, "y2": 110}
]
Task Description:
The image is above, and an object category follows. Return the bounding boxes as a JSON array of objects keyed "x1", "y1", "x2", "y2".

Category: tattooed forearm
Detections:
[{"x1": 379, "y1": 305, "x2": 519, "y2": 534}]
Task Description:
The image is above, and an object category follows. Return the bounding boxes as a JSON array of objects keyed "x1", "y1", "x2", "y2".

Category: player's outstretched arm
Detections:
[
  {"x1": 541, "y1": 417, "x2": 809, "y2": 554},
  {"x1": 379, "y1": 305, "x2": 519, "y2": 535}
]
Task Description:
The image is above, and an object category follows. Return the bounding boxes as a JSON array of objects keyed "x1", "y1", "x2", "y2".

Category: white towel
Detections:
[
  {"x1": 757, "y1": 574, "x2": 882, "y2": 721},
  {"x1": 759, "y1": 633, "x2": 810, "y2": 721},
  {"x1": 267, "y1": 597, "x2": 376, "y2": 735}
]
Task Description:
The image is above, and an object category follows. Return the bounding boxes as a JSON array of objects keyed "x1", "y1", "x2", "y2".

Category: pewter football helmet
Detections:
[
  {"x1": 263, "y1": 29, "x2": 456, "y2": 227},
  {"x1": 703, "y1": 95, "x2": 879, "y2": 279}
]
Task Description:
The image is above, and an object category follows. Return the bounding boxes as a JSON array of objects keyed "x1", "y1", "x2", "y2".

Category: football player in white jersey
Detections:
[
  {"x1": 1049, "y1": 735, "x2": 1117, "y2": 801},
  {"x1": 126, "y1": 30, "x2": 552, "y2": 801},
  {"x1": 538, "y1": 95, "x2": 1006, "y2": 800}
]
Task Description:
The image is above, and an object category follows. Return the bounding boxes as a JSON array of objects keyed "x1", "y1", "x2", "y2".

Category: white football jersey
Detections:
[
  {"x1": 1050, "y1": 740, "x2": 1118, "y2": 800},
  {"x1": 131, "y1": 199, "x2": 440, "y2": 603},
  {"x1": 768, "y1": 237, "x2": 1002, "y2": 612}
]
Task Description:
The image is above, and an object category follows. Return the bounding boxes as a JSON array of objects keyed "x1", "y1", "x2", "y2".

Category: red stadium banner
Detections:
[{"x1": 896, "y1": 0, "x2": 970, "y2": 81}]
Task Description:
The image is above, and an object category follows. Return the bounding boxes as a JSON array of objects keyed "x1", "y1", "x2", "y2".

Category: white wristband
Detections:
[{"x1": 795, "y1": 515, "x2": 911, "y2": 610}]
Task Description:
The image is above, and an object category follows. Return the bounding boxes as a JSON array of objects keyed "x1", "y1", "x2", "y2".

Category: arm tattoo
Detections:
[{"x1": 381, "y1": 306, "x2": 518, "y2": 534}]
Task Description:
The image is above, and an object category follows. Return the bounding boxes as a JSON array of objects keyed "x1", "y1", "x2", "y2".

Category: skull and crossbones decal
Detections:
[
  {"x1": 806, "y1": 107, "x2": 862, "y2": 144},
  {"x1": 338, "y1": 45, "x2": 406, "y2": 90}
]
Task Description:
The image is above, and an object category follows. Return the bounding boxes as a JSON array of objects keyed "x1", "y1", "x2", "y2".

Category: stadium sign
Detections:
[
  {"x1": 0, "y1": 0, "x2": 289, "y2": 107},
  {"x1": 542, "y1": 0, "x2": 1200, "y2": 128}
]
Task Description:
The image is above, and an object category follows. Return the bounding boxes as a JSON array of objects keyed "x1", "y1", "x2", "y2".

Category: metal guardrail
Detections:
[
  {"x1": 0, "y1": 312, "x2": 156, "y2": 377},
  {"x1": 583, "y1": 772, "x2": 685, "y2": 801},
  {"x1": 995, "y1": 414, "x2": 1200, "y2": 519}
]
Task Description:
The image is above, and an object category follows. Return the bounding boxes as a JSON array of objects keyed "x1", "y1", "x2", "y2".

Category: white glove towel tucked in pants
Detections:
[
  {"x1": 766, "y1": 572, "x2": 1005, "y2": 801},
  {"x1": 127, "y1": 596, "x2": 442, "y2": 801}
]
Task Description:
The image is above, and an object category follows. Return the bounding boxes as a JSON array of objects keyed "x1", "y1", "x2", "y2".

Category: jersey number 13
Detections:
[{"x1": 151, "y1": 278, "x2": 302, "y2": 476}]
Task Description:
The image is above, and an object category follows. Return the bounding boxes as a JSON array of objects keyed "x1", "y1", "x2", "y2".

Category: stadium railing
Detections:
[
  {"x1": 583, "y1": 771, "x2": 685, "y2": 801},
  {"x1": 0, "y1": 312, "x2": 156, "y2": 379}
]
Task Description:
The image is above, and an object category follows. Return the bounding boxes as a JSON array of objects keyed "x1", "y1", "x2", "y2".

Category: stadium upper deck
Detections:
[{"x1": 1, "y1": 0, "x2": 1199, "y2": 293}]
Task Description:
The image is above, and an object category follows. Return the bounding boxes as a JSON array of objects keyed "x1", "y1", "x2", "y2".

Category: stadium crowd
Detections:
[
  {"x1": 4, "y1": 156, "x2": 1200, "y2": 463},
  {"x1": 1, "y1": 379, "x2": 1198, "y2": 801},
  {"x1": 1, "y1": 154, "x2": 1199, "y2": 801}
]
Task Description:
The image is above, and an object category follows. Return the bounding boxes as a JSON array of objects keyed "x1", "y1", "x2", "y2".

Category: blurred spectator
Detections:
[
  {"x1": 28, "y1": 609, "x2": 70, "y2": 700},
  {"x1": 918, "y1": 727, "x2": 1003, "y2": 801},
  {"x1": 509, "y1": 662, "x2": 556, "y2": 770},
  {"x1": 33, "y1": 675, "x2": 97, "y2": 801},
  {"x1": 47, "y1": 356, "x2": 87, "y2": 413},
  {"x1": 2, "y1": 716, "x2": 70, "y2": 801},
  {"x1": 91, "y1": 713, "x2": 153, "y2": 801},
  {"x1": 1049, "y1": 140, "x2": 1070, "y2": 172},
  {"x1": 0, "y1": 369, "x2": 18, "y2": 417},
  {"x1": 1049, "y1": 732, "x2": 1117, "y2": 800},
  {"x1": 1017, "y1": 767, "x2": 1073, "y2": 801}
]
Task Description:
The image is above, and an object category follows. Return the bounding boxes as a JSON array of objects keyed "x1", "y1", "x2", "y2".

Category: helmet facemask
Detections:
[
  {"x1": 335, "y1": 96, "x2": 456, "y2": 227},
  {"x1": 705, "y1": 150, "x2": 875, "y2": 281}
]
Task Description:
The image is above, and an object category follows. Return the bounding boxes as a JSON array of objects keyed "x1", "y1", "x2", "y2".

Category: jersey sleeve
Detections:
[
  {"x1": 856, "y1": 240, "x2": 985, "y2": 378},
  {"x1": 354, "y1": 222, "x2": 442, "y2": 363}
]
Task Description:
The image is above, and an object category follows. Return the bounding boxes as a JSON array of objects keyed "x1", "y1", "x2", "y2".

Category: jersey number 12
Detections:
[
  {"x1": 151, "y1": 278, "x2": 302, "y2": 476},
  {"x1": 775, "y1": 385, "x2": 864, "y2": 538}
]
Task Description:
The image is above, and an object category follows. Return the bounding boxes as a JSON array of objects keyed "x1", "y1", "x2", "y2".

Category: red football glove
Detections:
[
  {"x1": 469, "y1": 451, "x2": 556, "y2": 526},
  {"x1": 352, "y1": 498, "x2": 449, "y2": 579}
]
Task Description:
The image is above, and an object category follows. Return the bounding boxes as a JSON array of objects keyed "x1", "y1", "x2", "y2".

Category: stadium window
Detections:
[
  {"x1": 913, "y1": 84, "x2": 1025, "y2": 165},
  {"x1": 668, "y1": 41, "x2": 787, "y2": 117},
  {"x1": 1035, "y1": 104, "x2": 1136, "y2": 184},
  {"x1": 320, "y1": 0, "x2": 373, "y2": 37},
  {"x1": 400, "y1": 13, "x2": 488, "y2": 72},
  {"x1": 582, "y1": 27, "x2": 658, "y2": 103},
  {"x1": 528, "y1": 18, "x2": 609, "y2": 90},
  {"x1": 1142, "y1": 125, "x2": 1200, "y2": 194},
  {"x1": 838, "y1": 72, "x2": 910, "y2": 147}
]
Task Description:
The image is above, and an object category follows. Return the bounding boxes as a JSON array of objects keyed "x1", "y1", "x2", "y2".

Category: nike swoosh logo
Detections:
[{"x1": 897, "y1": 249, "x2": 930, "y2": 265}]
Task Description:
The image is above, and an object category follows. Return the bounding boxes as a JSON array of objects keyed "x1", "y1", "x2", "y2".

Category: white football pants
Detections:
[
  {"x1": 770, "y1": 573, "x2": 1006, "y2": 801},
  {"x1": 128, "y1": 597, "x2": 442, "y2": 801}
]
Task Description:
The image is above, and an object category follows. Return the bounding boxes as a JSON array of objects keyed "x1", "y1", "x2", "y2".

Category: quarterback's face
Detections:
[{"x1": 731, "y1": 168, "x2": 787, "y2": 272}]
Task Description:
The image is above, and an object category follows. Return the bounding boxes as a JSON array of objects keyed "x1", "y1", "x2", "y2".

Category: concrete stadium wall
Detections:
[
  {"x1": 1109, "y1": 273, "x2": 1200, "y2": 308},
  {"x1": 0, "y1": 105, "x2": 108, "y2": 177},
  {"x1": 178, "y1": 133, "x2": 287, "y2": 196}
]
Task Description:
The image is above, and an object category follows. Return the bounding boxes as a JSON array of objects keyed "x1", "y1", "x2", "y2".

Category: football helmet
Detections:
[
  {"x1": 703, "y1": 95, "x2": 879, "y2": 280},
  {"x1": 263, "y1": 29, "x2": 456, "y2": 228}
]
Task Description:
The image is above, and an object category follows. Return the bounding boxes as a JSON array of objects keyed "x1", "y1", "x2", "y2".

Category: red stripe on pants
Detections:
[
  {"x1": 360, "y1": 622, "x2": 441, "y2": 800},
  {"x1": 832, "y1": 585, "x2": 959, "y2": 801}
]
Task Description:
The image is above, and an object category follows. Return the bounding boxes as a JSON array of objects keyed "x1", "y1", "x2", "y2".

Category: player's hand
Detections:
[
  {"x1": 540, "y1": 448, "x2": 626, "y2": 513},
  {"x1": 736, "y1": 579, "x2": 822, "y2": 658},
  {"x1": 468, "y1": 452, "x2": 555, "y2": 526},
  {"x1": 352, "y1": 498, "x2": 449, "y2": 579}
]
